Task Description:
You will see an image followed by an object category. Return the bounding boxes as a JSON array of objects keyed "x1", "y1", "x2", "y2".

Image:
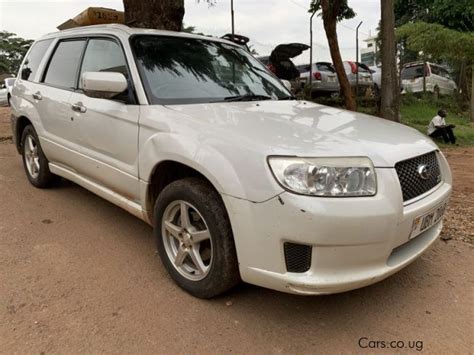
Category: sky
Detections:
[{"x1": 0, "y1": 0, "x2": 380, "y2": 64}]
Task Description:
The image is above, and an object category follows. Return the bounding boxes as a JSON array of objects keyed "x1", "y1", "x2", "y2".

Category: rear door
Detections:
[
  {"x1": 439, "y1": 67, "x2": 456, "y2": 94},
  {"x1": 33, "y1": 39, "x2": 87, "y2": 164},
  {"x1": 67, "y1": 37, "x2": 140, "y2": 201},
  {"x1": 428, "y1": 65, "x2": 446, "y2": 93}
]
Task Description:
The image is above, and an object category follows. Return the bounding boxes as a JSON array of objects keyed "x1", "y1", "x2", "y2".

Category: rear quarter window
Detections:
[
  {"x1": 20, "y1": 39, "x2": 53, "y2": 81},
  {"x1": 430, "y1": 65, "x2": 441, "y2": 76}
]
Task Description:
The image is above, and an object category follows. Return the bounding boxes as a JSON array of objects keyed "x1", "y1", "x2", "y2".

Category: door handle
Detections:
[
  {"x1": 32, "y1": 92, "x2": 42, "y2": 100},
  {"x1": 71, "y1": 102, "x2": 87, "y2": 113}
]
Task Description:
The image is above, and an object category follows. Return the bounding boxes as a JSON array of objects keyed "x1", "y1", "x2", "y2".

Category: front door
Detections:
[{"x1": 67, "y1": 38, "x2": 140, "y2": 201}]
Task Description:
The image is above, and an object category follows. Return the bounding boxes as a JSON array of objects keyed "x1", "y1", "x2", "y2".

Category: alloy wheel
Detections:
[
  {"x1": 24, "y1": 135, "x2": 40, "y2": 179},
  {"x1": 161, "y1": 200, "x2": 213, "y2": 281}
]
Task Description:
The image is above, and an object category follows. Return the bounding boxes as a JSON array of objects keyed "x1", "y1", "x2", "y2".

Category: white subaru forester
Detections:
[{"x1": 11, "y1": 24, "x2": 452, "y2": 298}]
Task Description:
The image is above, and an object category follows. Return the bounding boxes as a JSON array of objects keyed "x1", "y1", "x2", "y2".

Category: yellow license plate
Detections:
[{"x1": 410, "y1": 200, "x2": 448, "y2": 239}]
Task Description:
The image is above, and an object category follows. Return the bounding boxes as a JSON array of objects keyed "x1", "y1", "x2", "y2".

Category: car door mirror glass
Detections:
[{"x1": 81, "y1": 71, "x2": 128, "y2": 99}]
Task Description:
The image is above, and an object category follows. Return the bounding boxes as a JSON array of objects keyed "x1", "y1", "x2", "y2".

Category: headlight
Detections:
[{"x1": 268, "y1": 156, "x2": 377, "y2": 197}]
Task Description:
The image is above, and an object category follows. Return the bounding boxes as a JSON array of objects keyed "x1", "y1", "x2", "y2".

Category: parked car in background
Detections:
[
  {"x1": 369, "y1": 66, "x2": 381, "y2": 96},
  {"x1": 343, "y1": 61, "x2": 373, "y2": 94},
  {"x1": 298, "y1": 62, "x2": 339, "y2": 97},
  {"x1": 0, "y1": 82, "x2": 8, "y2": 106},
  {"x1": 4, "y1": 78, "x2": 16, "y2": 106},
  {"x1": 401, "y1": 62, "x2": 457, "y2": 96},
  {"x1": 11, "y1": 25, "x2": 452, "y2": 299},
  {"x1": 258, "y1": 43, "x2": 309, "y2": 92}
]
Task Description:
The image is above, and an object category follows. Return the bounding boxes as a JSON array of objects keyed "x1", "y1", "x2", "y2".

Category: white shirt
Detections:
[{"x1": 427, "y1": 115, "x2": 446, "y2": 135}]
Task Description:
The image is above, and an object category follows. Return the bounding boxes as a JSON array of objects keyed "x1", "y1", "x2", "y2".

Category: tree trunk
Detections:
[
  {"x1": 380, "y1": 0, "x2": 400, "y2": 122},
  {"x1": 471, "y1": 65, "x2": 474, "y2": 122},
  {"x1": 321, "y1": 0, "x2": 356, "y2": 111},
  {"x1": 123, "y1": 0, "x2": 185, "y2": 31}
]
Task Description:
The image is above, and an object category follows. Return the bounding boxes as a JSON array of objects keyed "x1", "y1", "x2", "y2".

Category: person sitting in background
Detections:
[{"x1": 427, "y1": 110, "x2": 456, "y2": 144}]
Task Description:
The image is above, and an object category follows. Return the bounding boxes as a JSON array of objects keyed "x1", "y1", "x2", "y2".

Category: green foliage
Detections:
[
  {"x1": 394, "y1": 0, "x2": 474, "y2": 32},
  {"x1": 396, "y1": 22, "x2": 474, "y2": 61},
  {"x1": 182, "y1": 25, "x2": 197, "y2": 33},
  {"x1": 309, "y1": 0, "x2": 355, "y2": 21},
  {"x1": 0, "y1": 31, "x2": 33, "y2": 75}
]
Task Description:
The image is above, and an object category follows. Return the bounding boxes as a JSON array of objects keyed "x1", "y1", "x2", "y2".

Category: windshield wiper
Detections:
[{"x1": 223, "y1": 94, "x2": 273, "y2": 102}]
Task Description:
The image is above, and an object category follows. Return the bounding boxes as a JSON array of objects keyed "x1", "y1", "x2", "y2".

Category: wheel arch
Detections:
[
  {"x1": 14, "y1": 115, "x2": 33, "y2": 154},
  {"x1": 144, "y1": 159, "x2": 224, "y2": 223}
]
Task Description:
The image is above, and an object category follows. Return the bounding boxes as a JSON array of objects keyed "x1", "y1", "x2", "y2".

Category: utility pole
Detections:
[
  {"x1": 309, "y1": 10, "x2": 317, "y2": 90},
  {"x1": 231, "y1": 0, "x2": 235, "y2": 35},
  {"x1": 355, "y1": 21, "x2": 363, "y2": 103}
]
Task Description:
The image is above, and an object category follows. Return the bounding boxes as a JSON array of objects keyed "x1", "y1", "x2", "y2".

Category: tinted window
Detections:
[
  {"x1": 79, "y1": 39, "x2": 128, "y2": 85},
  {"x1": 430, "y1": 65, "x2": 440, "y2": 76},
  {"x1": 316, "y1": 63, "x2": 335, "y2": 73},
  {"x1": 297, "y1": 65, "x2": 311, "y2": 73},
  {"x1": 440, "y1": 68, "x2": 451, "y2": 79},
  {"x1": 44, "y1": 40, "x2": 86, "y2": 89},
  {"x1": 401, "y1": 65, "x2": 424, "y2": 80},
  {"x1": 20, "y1": 39, "x2": 53, "y2": 81},
  {"x1": 132, "y1": 36, "x2": 290, "y2": 105},
  {"x1": 357, "y1": 63, "x2": 370, "y2": 73}
]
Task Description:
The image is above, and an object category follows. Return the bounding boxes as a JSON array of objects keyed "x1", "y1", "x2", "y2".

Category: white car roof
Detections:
[{"x1": 38, "y1": 24, "x2": 234, "y2": 46}]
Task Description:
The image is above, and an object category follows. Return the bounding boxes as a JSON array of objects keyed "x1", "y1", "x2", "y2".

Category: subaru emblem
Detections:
[{"x1": 417, "y1": 164, "x2": 431, "y2": 180}]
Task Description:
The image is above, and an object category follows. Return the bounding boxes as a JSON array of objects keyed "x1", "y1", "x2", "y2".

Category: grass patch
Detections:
[{"x1": 400, "y1": 93, "x2": 474, "y2": 147}]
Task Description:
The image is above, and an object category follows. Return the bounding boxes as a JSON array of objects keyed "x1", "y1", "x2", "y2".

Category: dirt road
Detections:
[{"x1": 0, "y1": 107, "x2": 472, "y2": 353}]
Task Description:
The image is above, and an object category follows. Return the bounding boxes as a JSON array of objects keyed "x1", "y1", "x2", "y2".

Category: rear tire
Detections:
[
  {"x1": 154, "y1": 177, "x2": 240, "y2": 298},
  {"x1": 21, "y1": 125, "x2": 58, "y2": 188}
]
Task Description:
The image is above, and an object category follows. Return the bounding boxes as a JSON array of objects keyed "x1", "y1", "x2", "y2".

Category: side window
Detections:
[
  {"x1": 430, "y1": 65, "x2": 440, "y2": 76},
  {"x1": 20, "y1": 39, "x2": 53, "y2": 81},
  {"x1": 441, "y1": 69, "x2": 451, "y2": 79},
  {"x1": 43, "y1": 40, "x2": 86, "y2": 89},
  {"x1": 79, "y1": 39, "x2": 128, "y2": 87}
]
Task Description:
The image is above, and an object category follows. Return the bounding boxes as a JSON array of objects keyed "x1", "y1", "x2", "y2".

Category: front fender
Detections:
[{"x1": 138, "y1": 106, "x2": 283, "y2": 203}]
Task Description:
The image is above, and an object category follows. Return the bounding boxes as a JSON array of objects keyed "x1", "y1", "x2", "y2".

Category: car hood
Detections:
[{"x1": 165, "y1": 100, "x2": 437, "y2": 167}]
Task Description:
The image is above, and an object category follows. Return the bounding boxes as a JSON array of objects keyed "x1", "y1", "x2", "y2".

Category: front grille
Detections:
[
  {"x1": 284, "y1": 242, "x2": 312, "y2": 273},
  {"x1": 395, "y1": 151, "x2": 441, "y2": 202}
]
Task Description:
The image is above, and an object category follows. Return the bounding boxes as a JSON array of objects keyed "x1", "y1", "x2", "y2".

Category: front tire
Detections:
[
  {"x1": 21, "y1": 125, "x2": 57, "y2": 188},
  {"x1": 154, "y1": 177, "x2": 240, "y2": 298}
]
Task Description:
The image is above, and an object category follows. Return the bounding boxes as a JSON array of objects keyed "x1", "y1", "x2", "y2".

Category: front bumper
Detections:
[{"x1": 223, "y1": 161, "x2": 452, "y2": 295}]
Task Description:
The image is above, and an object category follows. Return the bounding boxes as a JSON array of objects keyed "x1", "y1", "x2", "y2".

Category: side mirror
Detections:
[
  {"x1": 81, "y1": 72, "x2": 128, "y2": 99},
  {"x1": 281, "y1": 79, "x2": 292, "y2": 91}
]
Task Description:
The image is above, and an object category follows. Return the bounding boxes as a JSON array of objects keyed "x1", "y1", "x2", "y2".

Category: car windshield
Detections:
[
  {"x1": 131, "y1": 35, "x2": 291, "y2": 105},
  {"x1": 401, "y1": 65, "x2": 424, "y2": 80}
]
